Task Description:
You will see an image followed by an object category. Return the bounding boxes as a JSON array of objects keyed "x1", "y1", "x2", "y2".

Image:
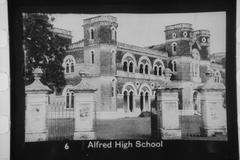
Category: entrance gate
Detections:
[{"x1": 47, "y1": 101, "x2": 75, "y2": 140}]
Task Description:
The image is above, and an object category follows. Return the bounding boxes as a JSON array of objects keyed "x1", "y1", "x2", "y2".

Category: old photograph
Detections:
[{"x1": 23, "y1": 12, "x2": 227, "y2": 142}]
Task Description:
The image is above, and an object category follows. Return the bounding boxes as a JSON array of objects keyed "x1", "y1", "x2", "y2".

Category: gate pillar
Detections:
[
  {"x1": 25, "y1": 68, "x2": 51, "y2": 142},
  {"x1": 152, "y1": 84, "x2": 182, "y2": 139},
  {"x1": 71, "y1": 75, "x2": 97, "y2": 140},
  {"x1": 197, "y1": 69, "x2": 226, "y2": 136}
]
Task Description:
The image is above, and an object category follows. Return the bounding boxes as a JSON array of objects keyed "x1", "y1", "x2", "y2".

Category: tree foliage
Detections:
[{"x1": 23, "y1": 13, "x2": 66, "y2": 92}]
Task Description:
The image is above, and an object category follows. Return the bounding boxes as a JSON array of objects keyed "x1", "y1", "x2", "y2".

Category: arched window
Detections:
[
  {"x1": 71, "y1": 92, "x2": 74, "y2": 108},
  {"x1": 129, "y1": 62, "x2": 133, "y2": 73},
  {"x1": 173, "y1": 61, "x2": 177, "y2": 72},
  {"x1": 172, "y1": 42, "x2": 177, "y2": 54},
  {"x1": 159, "y1": 66, "x2": 162, "y2": 76},
  {"x1": 140, "y1": 64, "x2": 144, "y2": 73},
  {"x1": 66, "y1": 63, "x2": 69, "y2": 73},
  {"x1": 170, "y1": 60, "x2": 177, "y2": 72},
  {"x1": 71, "y1": 63, "x2": 74, "y2": 72},
  {"x1": 145, "y1": 65, "x2": 149, "y2": 74},
  {"x1": 63, "y1": 55, "x2": 76, "y2": 74},
  {"x1": 154, "y1": 66, "x2": 157, "y2": 75},
  {"x1": 66, "y1": 92, "x2": 70, "y2": 108},
  {"x1": 123, "y1": 61, "x2": 128, "y2": 71},
  {"x1": 121, "y1": 53, "x2": 137, "y2": 73},
  {"x1": 153, "y1": 59, "x2": 165, "y2": 77},
  {"x1": 65, "y1": 89, "x2": 74, "y2": 109},
  {"x1": 90, "y1": 28, "x2": 94, "y2": 40},
  {"x1": 138, "y1": 56, "x2": 152, "y2": 75}
]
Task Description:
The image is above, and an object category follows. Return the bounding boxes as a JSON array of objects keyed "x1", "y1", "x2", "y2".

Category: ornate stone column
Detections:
[
  {"x1": 142, "y1": 92, "x2": 146, "y2": 112},
  {"x1": 71, "y1": 74, "x2": 97, "y2": 140},
  {"x1": 148, "y1": 94, "x2": 151, "y2": 111},
  {"x1": 25, "y1": 68, "x2": 51, "y2": 142},
  {"x1": 127, "y1": 92, "x2": 130, "y2": 113},
  {"x1": 198, "y1": 69, "x2": 226, "y2": 136}
]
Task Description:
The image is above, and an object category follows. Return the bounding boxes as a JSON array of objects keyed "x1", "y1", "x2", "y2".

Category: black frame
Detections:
[{"x1": 8, "y1": 0, "x2": 238, "y2": 160}]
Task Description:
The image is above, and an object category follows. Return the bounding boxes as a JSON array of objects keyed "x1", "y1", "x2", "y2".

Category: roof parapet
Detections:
[
  {"x1": 165, "y1": 23, "x2": 193, "y2": 31},
  {"x1": 83, "y1": 15, "x2": 117, "y2": 25}
]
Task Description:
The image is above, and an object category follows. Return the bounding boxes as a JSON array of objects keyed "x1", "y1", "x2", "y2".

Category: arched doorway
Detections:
[
  {"x1": 145, "y1": 92, "x2": 149, "y2": 111},
  {"x1": 123, "y1": 91, "x2": 128, "y2": 112},
  {"x1": 129, "y1": 91, "x2": 134, "y2": 112},
  {"x1": 140, "y1": 92, "x2": 144, "y2": 111},
  {"x1": 139, "y1": 83, "x2": 152, "y2": 112},
  {"x1": 122, "y1": 83, "x2": 137, "y2": 113}
]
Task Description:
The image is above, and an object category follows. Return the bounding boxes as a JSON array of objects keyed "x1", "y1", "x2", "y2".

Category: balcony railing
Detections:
[
  {"x1": 116, "y1": 70, "x2": 166, "y2": 81},
  {"x1": 68, "y1": 40, "x2": 84, "y2": 49}
]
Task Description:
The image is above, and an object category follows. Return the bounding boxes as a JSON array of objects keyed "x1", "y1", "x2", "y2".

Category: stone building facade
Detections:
[{"x1": 58, "y1": 15, "x2": 225, "y2": 119}]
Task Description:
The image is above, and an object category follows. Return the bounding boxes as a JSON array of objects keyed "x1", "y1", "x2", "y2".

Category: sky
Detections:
[{"x1": 52, "y1": 12, "x2": 226, "y2": 54}]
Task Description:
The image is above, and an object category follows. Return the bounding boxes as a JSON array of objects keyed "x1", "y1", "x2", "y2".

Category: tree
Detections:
[{"x1": 23, "y1": 13, "x2": 66, "y2": 92}]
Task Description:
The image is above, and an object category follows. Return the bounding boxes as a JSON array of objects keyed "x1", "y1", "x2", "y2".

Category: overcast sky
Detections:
[{"x1": 52, "y1": 12, "x2": 226, "y2": 54}]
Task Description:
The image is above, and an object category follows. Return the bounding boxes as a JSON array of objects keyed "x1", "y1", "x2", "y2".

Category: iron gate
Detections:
[{"x1": 47, "y1": 101, "x2": 75, "y2": 140}]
